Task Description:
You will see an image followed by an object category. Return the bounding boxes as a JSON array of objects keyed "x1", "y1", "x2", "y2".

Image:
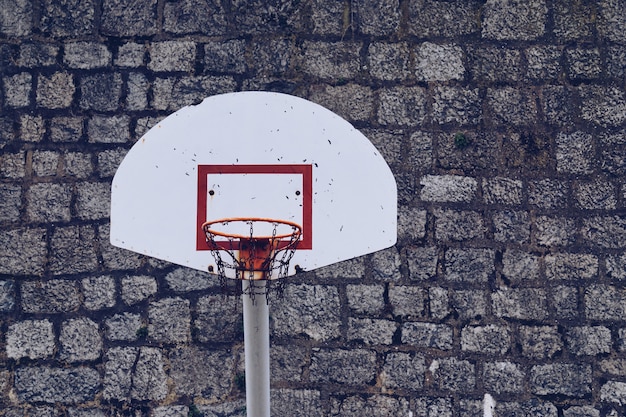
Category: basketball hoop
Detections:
[{"x1": 202, "y1": 217, "x2": 302, "y2": 299}]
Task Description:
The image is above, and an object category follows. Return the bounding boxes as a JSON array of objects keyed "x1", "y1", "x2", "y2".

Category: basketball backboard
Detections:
[{"x1": 110, "y1": 91, "x2": 397, "y2": 278}]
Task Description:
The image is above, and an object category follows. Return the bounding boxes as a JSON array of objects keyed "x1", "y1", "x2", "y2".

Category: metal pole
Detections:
[{"x1": 242, "y1": 280, "x2": 270, "y2": 417}]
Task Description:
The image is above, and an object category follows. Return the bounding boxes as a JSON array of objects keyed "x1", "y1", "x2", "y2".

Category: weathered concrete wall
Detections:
[{"x1": 1, "y1": 0, "x2": 626, "y2": 416}]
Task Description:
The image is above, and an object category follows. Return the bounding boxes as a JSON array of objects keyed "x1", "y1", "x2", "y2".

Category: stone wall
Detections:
[{"x1": 1, "y1": 0, "x2": 626, "y2": 416}]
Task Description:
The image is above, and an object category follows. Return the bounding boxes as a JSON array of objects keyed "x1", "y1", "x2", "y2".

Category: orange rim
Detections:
[{"x1": 202, "y1": 217, "x2": 302, "y2": 241}]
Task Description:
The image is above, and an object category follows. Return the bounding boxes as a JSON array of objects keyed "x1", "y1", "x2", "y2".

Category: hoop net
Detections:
[{"x1": 202, "y1": 217, "x2": 302, "y2": 299}]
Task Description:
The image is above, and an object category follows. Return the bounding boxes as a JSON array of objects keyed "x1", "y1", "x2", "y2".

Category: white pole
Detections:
[{"x1": 242, "y1": 280, "x2": 271, "y2": 417}]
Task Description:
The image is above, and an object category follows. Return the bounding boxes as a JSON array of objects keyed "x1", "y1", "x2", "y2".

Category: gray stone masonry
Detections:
[{"x1": 2, "y1": 0, "x2": 626, "y2": 415}]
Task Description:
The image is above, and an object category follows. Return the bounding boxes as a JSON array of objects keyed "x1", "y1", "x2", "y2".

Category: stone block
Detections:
[
  {"x1": 461, "y1": 325, "x2": 510, "y2": 354},
  {"x1": 103, "y1": 346, "x2": 166, "y2": 401},
  {"x1": 346, "y1": 284, "x2": 385, "y2": 314},
  {"x1": 600, "y1": 131, "x2": 626, "y2": 175},
  {"x1": 415, "y1": 42, "x2": 464, "y2": 81},
  {"x1": 435, "y1": 131, "x2": 499, "y2": 172},
  {"x1": 67, "y1": 409, "x2": 107, "y2": 417},
  {"x1": 551, "y1": 285, "x2": 578, "y2": 319},
  {"x1": 451, "y1": 290, "x2": 487, "y2": 320},
  {"x1": 0, "y1": 0, "x2": 32, "y2": 36},
  {"x1": 486, "y1": 87, "x2": 538, "y2": 127},
  {"x1": 363, "y1": 129, "x2": 403, "y2": 170},
  {"x1": 496, "y1": 400, "x2": 558, "y2": 417},
  {"x1": 82, "y1": 276, "x2": 116, "y2": 310},
  {"x1": 492, "y1": 288, "x2": 547, "y2": 320},
  {"x1": 565, "y1": 47, "x2": 601, "y2": 80},
  {"x1": 18, "y1": 43, "x2": 58, "y2": 67},
  {"x1": 429, "y1": 287, "x2": 449, "y2": 320},
  {"x1": 420, "y1": 175, "x2": 477, "y2": 203},
  {"x1": 545, "y1": 253, "x2": 598, "y2": 280},
  {"x1": 407, "y1": 0, "x2": 480, "y2": 37},
  {"x1": 434, "y1": 209, "x2": 485, "y2": 242},
  {"x1": 468, "y1": 47, "x2": 523, "y2": 83},
  {"x1": 482, "y1": 0, "x2": 547, "y2": 40},
  {"x1": 580, "y1": 85, "x2": 626, "y2": 127},
  {"x1": 148, "y1": 297, "x2": 190, "y2": 343},
  {"x1": 530, "y1": 363, "x2": 591, "y2": 397},
  {"x1": 600, "y1": 381, "x2": 626, "y2": 406},
  {"x1": 536, "y1": 216, "x2": 576, "y2": 247},
  {"x1": 348, "y1": 318, "x2": 396, "y2": 345},
  {"x1": 599, "y1": 358, "x2": 626, "y2": 376},
  {"x1": 483, "y1": 177, "x2": 522, "y2": 205},
  {"x1": 563, "y1": 406, "x2": 600, "y2": 417},
  {"x1": 367, "y1": 42, "x2": 411, "y2": 81},
  {"x1": 582, "y1": 216, "x2": 626, "y2": 249},
  {"x1": 607, "y1": 45, "x2": 626, "y2": 80},
  {"x1": 381, "y1": 352, "x2": 426, "y2": 390},
  {"x1": 371, "y1": 247, "x2": 401, "y2": 281},
  {"x1": 0, "y1": 184, "x2": 21, "y2": 222},
  {"x1": 148, "y1": 41, "x2": 196, "y2": 72},
  {"x1": 429, "y1": 357, "x2": 475, "y2": 392},
  {"x1": 444, "y1": 248, "x2": 494, "y2": 283},
  {"x1": 556, "y1": 131, "x2": 594, "y2": 174},
  {"x1": 554, "y1": 0, "x2": 594, "y2": 41},
  {"x1": 6, "y1": 319, "x2": 55, "y2": 359},
  {"x1": 165, "y1": 267, "x2": 216, "y2": 292},
  {"x1": 64, "y1": 42, "x2": 111, "y2": 69},
  {"x1": 101, "y1": 0, "x2": 157, "y2": 36},
  {"x1": 32, "y1": 151, "x2": 59, "y2": 176},
  {"x1": 105, "y1": 313, "x2": 142, "y2": 341},
  {"x1": 50, "y1": 117, "x2": 83, "y2": 142},
  {"x1": 169, "y1": 346, "x2": 233, "y2": 399},
  {"x1": 204, "y1": 40, "x2": 246, "y2": 73},
  {"x1": 331, "y1": 395, "x2": 410, "y2": 417},
  {"x1": 529, "y1": 179, "x2": 568, "y2": 209},
  {"x1": 272, "y1": 284, "x2": 340, "y2": 341},
  {"x1": 541, "y1": 85, "x2": 577, "y2": 126},
  {"x1": 87, "y1": 115, "x2": 130, "y2": 143},
  {"x1": 80, "y1": 73, "x2": 122, "y2": 111},
  {"x1": 0, "y1": 227, "x2": 47, "y2": 276},
  {"x1": 411, "y1": 397, "x2": 453, "y2": 417},
  {"x1": 3, "y1": 72, "x2": 31, "y2": 107},
  {"x1": 574, "y1": 179, "x2": 617, "y2": 210},
  {"x1": 272, "y1": 389, "x2": 324, "y2": 417},
  {"x1": 566, "y1": 326, "x2": 612, "y2": 356},
  {"x1": 21, "y1": 115, "x2": 45, "y2": 143},
  {"x1": 115, "y1": 42, "x2": 146, "y2": 67},
  {"x1": 152, "y1": 76, "x2": 237, "y2": 111},
  {"x1": 407, "y1": 132, "x2": 433, "y2": 172},
  {"x1": 49, "y1": 226, "x2": 98, "y2": 275},
  {"x1": 153, "y1": 406, "x2": 189, "y2": 417},
  {"x1": 64, "y1": 152, "x2": 93, "y2": 178},
  {"x1": 231, "y1": 0, "x2": 304, "y2": 34},
  {"x1": 519, "y1": 326, "x2": 563, "y2": 359},
  {"x1": 15, "y1": 366, "x2": 100, "y2": 403},
  {"x1": 356, "y1": 0, "x2": 399, "y2": 35},
  {"x1": 406, "y1": 246, "x2": 437, "y2": 281},
  {"x1": 36, "y1": 72, "x2": 75, "y2": 109},
  {"x1": 60, "y1": 317, "x2": 102, "y2": 362},
  {"x1": 586, "y1": 285, "x2": 626, "y2": 320},
  {"x1": 377, "y1": 86, "x2": 427, "y2": 126},
  {"x1": 502, "y1": 249, "x2": 540, "y2": 282},
  {"x1": 483, "y1": 361, "x2": 525, "y2": 394},
  {"x1": 607, "y1": 253, "x2": 626, "y2": 280},
  {"x1": 0, "y1": 279, "x2": 15, "y2": 311},
  {"x1": 389, "y1": 286, "x2": 426, "y2": 318},
  {"x1": 164, "y1": 0, "x2": 228, "y2": 36},
  {"x1": 199, "y1": 401, "x2": 247, "y2": 417},
  {"x1": 431, "y1": 86, "x2": 481, "y2": 126},
  {"x1": 598, "y1": 0, "x2": 626, "y2": 43},
  {"x1": 494, "y1": 210, "x2": 530, "y2": 244},
  {"x1": 310, "y1": 349, "x2": 377, "y2": 384},
  {"x1": 97, "y1": 148, "x2": 126, "y2": 177},
  {"x1": 125, "y1": 72, "x2": 148, "y2": 110},
  {"x1": 251, "y1": 39, "x2": 293, "y2": 76},
  {"x1": 121, "y1": 275, "x2": 157, "y2": 305},
  {"x1": 526, "y1": 45, "x2": 562, "y2": 80},
  {"x1": 299, "y1": 41, "x2": 361, "y2": 80},
  {"x1": 309, "y1": 0, "x2": 344, "y2": 35},
  {"x1": 40, "y1": 0, "x2": 95, "y2": 36},
  {"x1": 402, "y1": 322, "x2": 453, "y2": 350},
  {"x1": 21, "y1": 279, "x2": 81, "y2": 313},
  {"x1": 308, "y1": 84, "x2": 374, "y2": 122},
  {"x1": 75, "y1": 182, "x2": 110, "y2": 220},
  {"x1": 271, "y1": 345, "x2": 307, "y2": 383}
]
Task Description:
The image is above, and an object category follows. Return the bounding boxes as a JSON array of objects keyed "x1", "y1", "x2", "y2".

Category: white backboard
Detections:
[{"x1": 110, "y1": 92, "x2": 397, "y2": 277}]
